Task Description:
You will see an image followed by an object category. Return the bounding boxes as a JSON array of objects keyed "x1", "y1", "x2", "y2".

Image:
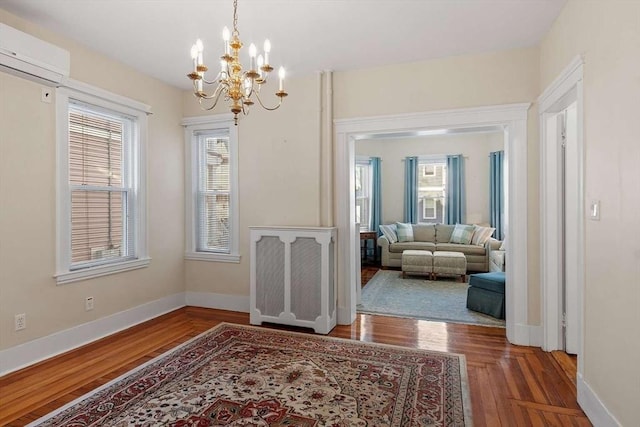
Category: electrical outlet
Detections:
[
  {"x1": 15, "y1": 313, "x2": 26, "y2": 331},
  {"x1": 85, "y1": 296, "x2": 94, "y2": 311}
]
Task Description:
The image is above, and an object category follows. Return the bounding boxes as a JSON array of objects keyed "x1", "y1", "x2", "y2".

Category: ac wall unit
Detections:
[{"x1": 0, "y1": 23, "x2": 70, "y2": 86}]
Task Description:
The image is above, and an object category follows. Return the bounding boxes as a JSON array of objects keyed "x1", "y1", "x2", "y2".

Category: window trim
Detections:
[
  {"x1": 183, "y1": 114, "x2": 240, "y2": 263},
  {"x1": 55, "y1": 79, "x2": 150, "y2": 285}
]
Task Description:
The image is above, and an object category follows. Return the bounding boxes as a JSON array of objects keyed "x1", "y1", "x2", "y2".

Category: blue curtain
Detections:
[
  {"x1": 489, "y1": 151, "x2": 504, "y2": 240},
  {"x1": 446, "y1": 154, "x2": 465, "y2": 224},
  {"x1": 403, "y1": 156, "x2": 418, "y2": 223},
  {"x1": 370, "y1": 157, "x2": 382, "y2": 235}
]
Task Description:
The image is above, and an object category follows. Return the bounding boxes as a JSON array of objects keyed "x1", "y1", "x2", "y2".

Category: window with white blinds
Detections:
[
  {"x1": 184, "y1": 115, "x2": 239, "y2": 263},
  {"x1": 196, "y1": 132, "x2": 230, "y2": 252},
  {"x1": 68, "y1": 103, "x2": 134, "y2": 268},
  {"x1": 56, "y1": 82, "x2": 149, "y2": 284}
]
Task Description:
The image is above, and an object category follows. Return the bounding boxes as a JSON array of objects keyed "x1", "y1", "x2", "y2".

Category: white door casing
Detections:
[
  {"x1": 335, "y1": 103, "x2": 532, "y2": 346},
  {"x1": 538, "y1": 56, "x2": 584, "y2": 366}
]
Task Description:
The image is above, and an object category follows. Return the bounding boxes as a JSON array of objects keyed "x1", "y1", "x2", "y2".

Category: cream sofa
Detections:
[{"x1": 377, "y1": 223, "x2": 501, "y2": 272}]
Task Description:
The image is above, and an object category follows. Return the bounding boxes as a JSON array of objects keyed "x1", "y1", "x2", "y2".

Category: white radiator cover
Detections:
[{"x1": 250, "y1": 226, "x2": 337, "y2": 334}]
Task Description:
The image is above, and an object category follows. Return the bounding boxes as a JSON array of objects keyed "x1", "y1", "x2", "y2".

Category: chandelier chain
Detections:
[{"x1": 232, "y1": 0, "x2": 239, "y2": 36}]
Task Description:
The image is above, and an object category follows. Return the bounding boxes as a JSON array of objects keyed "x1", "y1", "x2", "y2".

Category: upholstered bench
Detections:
[
  {"x1": 433, "y1": 251, "x2": 467, "y2": 282},
  {"x1": 401, "y1": 250, "x2": 433, "y2": 278},
  {"x1": 466, "y1": 272, "x2": 506, "y2": 319}
]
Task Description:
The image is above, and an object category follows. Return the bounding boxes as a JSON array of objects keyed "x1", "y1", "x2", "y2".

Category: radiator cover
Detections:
[{"x1": 250, "y1": 226, "x2": 337, "y2": 334}]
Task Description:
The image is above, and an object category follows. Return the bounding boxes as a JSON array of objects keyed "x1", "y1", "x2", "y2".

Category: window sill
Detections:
[
  {"x1": 185, "y1": 251, "x2": 241, "y2": 263},
  {"x1": 55, "y1": 257, "x2": 151, "y2": 285}
]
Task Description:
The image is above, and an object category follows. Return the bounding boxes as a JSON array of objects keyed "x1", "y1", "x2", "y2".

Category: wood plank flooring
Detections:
[{"x1": 0, "y1": 307, "x2": 590, "y2": 426}]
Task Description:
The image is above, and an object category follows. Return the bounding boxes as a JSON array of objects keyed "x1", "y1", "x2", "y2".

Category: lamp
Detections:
[{"x1": 187, "y1": 0, "x2": 288, "y2": 125}]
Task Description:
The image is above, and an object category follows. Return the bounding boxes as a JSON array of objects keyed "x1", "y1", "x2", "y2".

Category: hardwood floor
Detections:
[{"x1": 0, "y1": 307, "x2": 589, "y2": 426}]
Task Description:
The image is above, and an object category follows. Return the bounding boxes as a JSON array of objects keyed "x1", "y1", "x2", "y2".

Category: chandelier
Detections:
[{"x1": 187, "y1": 0, "x2": 288, "y2": 125}]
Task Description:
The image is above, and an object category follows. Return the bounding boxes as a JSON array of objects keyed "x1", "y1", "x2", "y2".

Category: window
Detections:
[
  {"x1": 355, "y1": 159, "x2": 371, "y2": 231},
  {"x1": 56, "y1": 81, "x2": 150, "y2": 284},
  {"x1": 417, "y1": 159, "x2": 446, "y2": 224},
  {"x1": 423, "y1": 164, "x2": 436, "y2": 176},
  {"x1": 184, "y1": 115, "x2": 239, "y2": 262}
]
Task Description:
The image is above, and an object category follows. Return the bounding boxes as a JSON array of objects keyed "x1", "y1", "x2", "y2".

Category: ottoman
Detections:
[
  {"x1": 401, "y1": 250, "x2": 433, "y2": 278},
  {"x1": 433, "y1": 251, "x2": 467, "y2": 282},
  {"x1": 466, "y1": 272, "x2": 506, "y2": 319}
]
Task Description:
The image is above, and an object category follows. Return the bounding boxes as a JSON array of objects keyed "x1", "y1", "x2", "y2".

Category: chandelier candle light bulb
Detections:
[
  {"x1": 186, "y1": 0, "x2": 288, "y2": 125},
  {"x1": 264, "y1": 39, "x2": 271, "y2": 64}
]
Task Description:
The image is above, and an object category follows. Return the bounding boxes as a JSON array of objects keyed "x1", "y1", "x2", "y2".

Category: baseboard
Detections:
[
  {"x1": 337, "y1": 306, "x2": 356, "y2": 325},
  {"x1": 185, "y1": 291, "x2": 249, "y2": 312},
  {"x1": 512, "y1": 323, "x2": 543, "y2": 347},
  {"x1": 0, "y1": 293, "x2": 186, "y2": 376},
  {"x1": 577, "y1": 373, "x2": 621, "y2": 427}
]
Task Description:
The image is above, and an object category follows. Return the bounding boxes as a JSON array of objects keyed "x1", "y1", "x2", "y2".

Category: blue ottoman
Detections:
[{"x1": 466, "y1": 272, "x2": 506, "y2": 319}]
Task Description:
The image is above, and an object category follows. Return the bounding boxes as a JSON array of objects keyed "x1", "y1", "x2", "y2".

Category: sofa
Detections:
[
  {"x1": 489, "y1": 246, "x2": 506, "y2": 272},
  {"x1": 377, "y1": 223, "x2": 501, "y2": 272}
]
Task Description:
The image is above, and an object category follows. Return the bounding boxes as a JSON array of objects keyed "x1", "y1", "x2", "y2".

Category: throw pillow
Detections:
[
  {"x1": 379, "y1": 224, "x2": 398, "y2": 244},
  {"x1": 449, "y1": 224, "x2": 475, "y2": 244},
  {"x1": 471, "y1": 225, "x2": 496, "y2": 246},
  {"x1": 395, "y1": 222, "x2": 414, "y2": 242}
]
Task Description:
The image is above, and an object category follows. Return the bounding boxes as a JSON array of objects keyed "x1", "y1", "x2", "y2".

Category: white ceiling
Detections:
[{"x1": 0, "y1": 0, "x2": 566, "y2": 90}]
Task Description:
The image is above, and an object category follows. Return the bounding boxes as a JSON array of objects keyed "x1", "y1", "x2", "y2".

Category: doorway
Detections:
[
  {"x1": 539, "y1": 56, "x2": 584, "y2": 363},
  {"x1": 334, "y1": 103, "x2": 533, "y2": 346}
]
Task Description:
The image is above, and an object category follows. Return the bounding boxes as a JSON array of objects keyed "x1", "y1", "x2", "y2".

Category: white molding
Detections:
[
  {"x1": 181, "y1": 113, "x2": 234, "y2": 127},
  {"x1": 539, "y1": 56, "x2": 585, "y2": 372},
  {"x1": 0, "y1": 293, "x2": 185, "y2": 376},
  {"x1": 55, "y1": 257, "x2": 151, "y2": 285},
  {"x1": 62, "y1": 78, "x2": 152, "y2": 114},
  {"x1": 185, "y1": 291, "x2": 250, "y2": 313},
  {"x1": 577, "y1": 373, "x2": 622, "y2": 427},
  {"x1": 55, "y1": 84, "x2": 149, "y2": 284},
  {"x1": 335, "y1": 103, "x2": 532, "y2": 345},
  {"x1": 184, "y1": 252, "x2": 241, "y2": 263},
  {"x1": 538, "y1": 55, "x2": 584, "y2": 113},
  {"x1": 182, "y1": 114, "x2": 239, "y2": 262},
  {"x1": 513, "y1": 323, "x2": 543, "y2": 347}
]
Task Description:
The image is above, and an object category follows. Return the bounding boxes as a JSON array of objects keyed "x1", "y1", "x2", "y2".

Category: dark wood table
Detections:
[{"x1": 360, "y1": 230, "x2": 378, "y2": 263}]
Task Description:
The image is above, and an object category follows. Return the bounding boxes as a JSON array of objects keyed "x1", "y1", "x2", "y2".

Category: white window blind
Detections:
[
  {"x1": 68, "y1": 103, "x2": 135, "y2": 269},
  {"x1": 196, "y1": 131, "x2": 231, "y2": 253}
]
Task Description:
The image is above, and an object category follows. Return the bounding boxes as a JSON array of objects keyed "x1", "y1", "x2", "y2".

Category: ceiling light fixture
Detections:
[{"x1": 187, "y1": 0, "x2": 288, "y2": 125}]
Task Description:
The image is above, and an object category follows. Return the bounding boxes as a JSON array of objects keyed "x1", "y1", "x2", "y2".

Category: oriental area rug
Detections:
[
  {"x1": 29, "y1": 323, "x2": 472, "y2": 426},
  {"x1": 359, "y1": 270, "x2": 505, "y2": 327}
]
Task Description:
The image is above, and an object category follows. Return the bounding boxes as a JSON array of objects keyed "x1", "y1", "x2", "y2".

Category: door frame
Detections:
[
  {"x1": 334, "y1": 103, "x2": 532, "y2": 346},
  {"x1": 538, "y1": 55, "x2": 585, "y2": 367}
]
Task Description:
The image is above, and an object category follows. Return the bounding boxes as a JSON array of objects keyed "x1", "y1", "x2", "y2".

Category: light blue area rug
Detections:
[{"x1": 358, "y1": 270, "x2": 505, "y2": 327}]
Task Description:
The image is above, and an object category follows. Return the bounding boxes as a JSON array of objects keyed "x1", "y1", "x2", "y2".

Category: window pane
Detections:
[
  {"x1": 199, "y1": 192, "x2": 230, "y2": 251},
  {"x1": 197, "y1": 134, "x2": 231, "y2": 252},
  {"x1": 69, "y1": 111, "x2": 123, "y2": 187},
  {"x1": 71, "y1": 190, "x2": 126, "y2": 264},
  {"x1": 418, "y1": 161, "x2": 447, "y2": 224},
  {"x1": 202, "y1": 137, "x2": 229, "y2": 192}
]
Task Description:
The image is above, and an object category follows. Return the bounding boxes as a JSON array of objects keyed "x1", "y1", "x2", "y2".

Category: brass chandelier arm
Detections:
[{"x1": 253, "y1": 91, "x2": 285, "y2": 111}]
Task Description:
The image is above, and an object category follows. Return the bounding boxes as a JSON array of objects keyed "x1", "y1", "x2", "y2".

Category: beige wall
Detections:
[
  {"x1": 183, "y1": 74, "x2": 322, "y2": 295},
  {"x1": 182, "y1": 47, "x2": 542, "y2": 324},
  {"x1": 540, "y1": 1, "x2": 640, "y2": 425},
  {"x1": 0, "y1": 10, "x2": 185, "y2": 350},
  {"x1": 355, "y1": 132, "x2": 504, "y2": 225},
  {"x1": 335, "y1": 47, "x2": 541, "y2": 324}
]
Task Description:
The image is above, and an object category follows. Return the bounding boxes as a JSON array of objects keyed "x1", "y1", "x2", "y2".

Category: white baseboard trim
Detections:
[
  {"x1": 512, "y1": 323, "x2": 543, "y2": 347},
  {"x1": 577, "y1": 373, "x2": 621, "y2": 427},
  {"x1": 337, "y1": 306, "x2": 356, "y2": 325},
  {"x1": 185, "y1": 291, "x2": 249, "y2": 313},
  {"x1": 0, "y1": 293, "x2": 186, "y2": 376}
]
